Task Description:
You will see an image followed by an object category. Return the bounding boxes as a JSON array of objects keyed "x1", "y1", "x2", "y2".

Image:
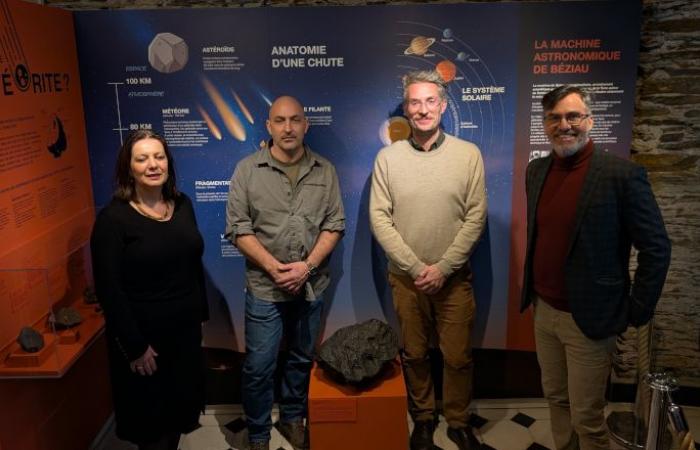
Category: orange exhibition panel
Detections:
[{"x1": 308, "y1": 360, "x2": 409, "y2": 450}]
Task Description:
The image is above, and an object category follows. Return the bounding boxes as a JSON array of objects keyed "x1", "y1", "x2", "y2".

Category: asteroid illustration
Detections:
[{"x1": 148, "y1": 32, "x2": 188, "y2": 74}]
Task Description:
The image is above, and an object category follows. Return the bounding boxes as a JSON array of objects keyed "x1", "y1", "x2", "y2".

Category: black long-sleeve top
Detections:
[{"x1": 90, "y1": 194, "x2": 208, "y2": 361}]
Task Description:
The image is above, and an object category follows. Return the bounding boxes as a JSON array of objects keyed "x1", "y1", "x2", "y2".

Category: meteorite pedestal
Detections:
[{"x1": 308, "y1": 359, "x2": 408, "y2": 450}]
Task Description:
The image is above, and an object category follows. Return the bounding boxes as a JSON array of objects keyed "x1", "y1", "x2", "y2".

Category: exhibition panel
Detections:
[{"x1": 73, "y1": 1, "x2": 641, "y2": 352}]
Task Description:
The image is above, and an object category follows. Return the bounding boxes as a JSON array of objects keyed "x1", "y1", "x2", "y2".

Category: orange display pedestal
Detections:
[{"x1": 308, "y1": 359, "x2": 409, "y2": 450}]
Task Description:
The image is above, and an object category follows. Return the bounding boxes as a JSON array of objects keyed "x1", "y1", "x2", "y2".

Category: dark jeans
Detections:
[{"x1": 242, "y1": 291, "x2": 324, "y2": 443}]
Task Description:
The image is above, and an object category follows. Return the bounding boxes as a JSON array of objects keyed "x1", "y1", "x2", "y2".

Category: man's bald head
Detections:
[
  {"x1": 269, "y1": 95, "x2": 305, "y2": 120},
  {"x1": 266, "y1": 95, "x2": 309, "y2": 157}
]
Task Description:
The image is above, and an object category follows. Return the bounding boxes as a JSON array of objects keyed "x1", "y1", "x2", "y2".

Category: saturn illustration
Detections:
[{"x1": 404, "y1": 36, "x2": 436, "y2": 56}]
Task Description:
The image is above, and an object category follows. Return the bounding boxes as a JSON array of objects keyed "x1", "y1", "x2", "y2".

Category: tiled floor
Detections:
[{"x1": 93, "y1": 400, "x2": 700, "y2": 450}]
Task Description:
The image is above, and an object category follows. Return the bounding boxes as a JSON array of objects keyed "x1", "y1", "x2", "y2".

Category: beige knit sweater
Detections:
[{"x1": 369, "y1": 134, "x2": 487, "y2": 278}]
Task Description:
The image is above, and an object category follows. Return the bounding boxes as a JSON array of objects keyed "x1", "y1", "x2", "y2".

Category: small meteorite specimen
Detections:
[{"x1": 17, "y1": 327, "x2": 44, "y2": 353}]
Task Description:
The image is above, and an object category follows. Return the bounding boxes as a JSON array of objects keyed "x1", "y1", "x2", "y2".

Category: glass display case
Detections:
[{"x1": 0, "y1": 212, "x2": 104, "y2": 378}]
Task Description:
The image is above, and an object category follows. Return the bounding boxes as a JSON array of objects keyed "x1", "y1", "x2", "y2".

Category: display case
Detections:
[{"x1": 0, "y1": 211, "x2": 104, "y2": 378}]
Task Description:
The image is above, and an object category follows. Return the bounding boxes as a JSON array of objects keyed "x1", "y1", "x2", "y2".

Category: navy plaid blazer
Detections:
[{"x1": 520, "y1": 146, "x2": 671, "y2": 339}]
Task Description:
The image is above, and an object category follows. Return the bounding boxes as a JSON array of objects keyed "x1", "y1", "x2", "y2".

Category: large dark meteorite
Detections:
[
  {"x1": 316, "y1": 319, "x2": 399, "y2": 386},
  {"x1": 17, "y1": 327, "x2": 44, "y2": 353}
]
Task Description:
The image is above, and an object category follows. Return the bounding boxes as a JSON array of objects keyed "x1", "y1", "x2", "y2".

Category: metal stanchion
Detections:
[
  {"x1": 608, "y1": 323, "x2": 652, "y2": 449},
  {"x1": 608, "y1": 371, "x2": 678, "y2": 450},
  {"x1": 671, "y1": 404, "x2": 698, "y2": 450},
  {"x1": 644, "y1": 372, "x2": 677, "y2": 450}
]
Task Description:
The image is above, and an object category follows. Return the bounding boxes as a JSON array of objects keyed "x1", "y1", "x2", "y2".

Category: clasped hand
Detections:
[
  {"x1": 130, "y1": 345, "x2": 158, "y2": 376},
  {"x1": 414, "y1": 265, "x2": 446, "y2": 295},
  {"x1": 271, "y1": 261, "x2": 309, "y2": 295}
]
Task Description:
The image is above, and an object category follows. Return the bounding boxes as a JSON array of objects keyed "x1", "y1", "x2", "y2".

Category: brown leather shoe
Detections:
[
  {"x1": 447, "y1": 426, "x2": 479, "y2": 450},
  {"x1": 410, "y1": 420, "x2": 435, "y2": 450}
]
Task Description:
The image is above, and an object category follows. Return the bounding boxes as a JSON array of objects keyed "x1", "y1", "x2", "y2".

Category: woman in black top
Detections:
[{"x1": 91, "y1": 130, "x2": 208, "y2": 450}]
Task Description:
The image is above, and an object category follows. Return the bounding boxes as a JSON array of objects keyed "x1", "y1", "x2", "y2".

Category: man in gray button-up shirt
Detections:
[{"x1": 225, "y1": 95, "x2": 344, "y2": 450}]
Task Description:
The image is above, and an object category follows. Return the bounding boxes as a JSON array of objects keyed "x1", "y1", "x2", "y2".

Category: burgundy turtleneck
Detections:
[{"x1": 533, "y1": 140, "x2": 594, "y2": 312}]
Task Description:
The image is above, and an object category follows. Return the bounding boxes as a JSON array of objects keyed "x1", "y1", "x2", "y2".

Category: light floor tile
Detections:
[
  {"x1": 476, "y1": 407, "x2": 520, "y2": 422},
  {"x1": 179, "y1": 425, "x2": 232, "y2": 450},
  {"x1": 433, "y1": 419, "x2": 457, "y2": 450},
  {"x1": 518, "y1": 407, "x2": 551, "y2": 420},
  {"x1": 528, "y1": 419, "x2": 555, "y2": 450},
  {"x1": 480, "y1": 419, "x2": 533, "y2": 450},
  {"x1": 270, "y1": 428, "x2": 294, "y2": 450},
  {"x1": 198, "y1": 413, "x2": 238, "y2": 427}
]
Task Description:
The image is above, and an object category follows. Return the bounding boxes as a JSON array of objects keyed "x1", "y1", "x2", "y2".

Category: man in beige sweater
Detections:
[{"x1": 370, "y1": 70, "x2": 487, "y2": 450}]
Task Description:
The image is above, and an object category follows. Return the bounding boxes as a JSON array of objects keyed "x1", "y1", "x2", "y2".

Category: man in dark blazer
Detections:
[{"x1": 521, "y1": 85, "x2": 671, "y2": 450}]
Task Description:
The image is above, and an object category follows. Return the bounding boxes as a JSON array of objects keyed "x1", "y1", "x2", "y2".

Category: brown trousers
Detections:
[
  {"x1": 534, "y1": 297, "x2": 615, "y2": 450},
  {"x1": 389, "y1": 270, "x2": 475, "y2": 428}
]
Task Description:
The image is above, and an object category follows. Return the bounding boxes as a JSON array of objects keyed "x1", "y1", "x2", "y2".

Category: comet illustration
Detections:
[
  {"x1": 201, "y1": 77, "x2": 246, "y2": 141},
  {"x1": 231, "y1": 90, "x2": 255, "y2": 125},
  {"x1": 197, "y1": 105, "x2": 222, "y2": 140}
]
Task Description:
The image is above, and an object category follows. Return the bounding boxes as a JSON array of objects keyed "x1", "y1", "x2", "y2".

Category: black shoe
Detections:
[
  {"x1": 277, "y1": 420, "x2": 309, "y2": 450},
  {"x1": 410, "y1": 420, "x2": 435, "y2": 450},
  {"x1": 248, "y1": 440, "x2": 270, "y2": 450},
  {"x1": 447, "y1": 426, "x2": 479, "y2": 450}
]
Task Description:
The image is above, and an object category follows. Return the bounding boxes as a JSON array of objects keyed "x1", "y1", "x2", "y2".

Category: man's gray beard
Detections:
[
  {"x1": 553, "y1": 146, "x2": 580, "y2": 158},
  {"x1": 552, "y1": 137, "x2": 587, "y2": 158}
]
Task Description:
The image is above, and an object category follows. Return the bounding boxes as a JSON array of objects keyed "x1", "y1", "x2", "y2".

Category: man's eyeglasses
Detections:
[
  {"x1": 407, "y1": 97, "x2": 443, "y2": 111},
  {"x1": 543, "y1": 112, "x2": 591, "y2": 127}
]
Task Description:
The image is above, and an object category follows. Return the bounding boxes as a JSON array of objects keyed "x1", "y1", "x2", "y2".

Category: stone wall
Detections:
[
  {"x1": 631, "y1": 0, "x2": 700, "y2": 387},
  {"x1": 43, "y1": 0, "x2": 700, "y2": 386}
]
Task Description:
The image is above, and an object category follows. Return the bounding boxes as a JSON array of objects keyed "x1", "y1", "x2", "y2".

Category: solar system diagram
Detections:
[{"x1": 386, "y1": 21, "x2": 509, "y2": 166}]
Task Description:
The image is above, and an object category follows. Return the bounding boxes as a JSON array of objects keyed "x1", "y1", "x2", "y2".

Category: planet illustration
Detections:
[
  {"x1": 436, "y1": 60, "x2": 457, "y2": 83},
  {"x1": 404, "y1": 36, "x2": 436, "y2": 56},
  {"x1": 457, "y1": 52, "x2": 468, "y2": 62},
  {"x1": 443, "y1": 28, "x2": 453, "y2": 39},
  {"x1": 379, "y1": 116, "x2": 412, "y2": 146}
]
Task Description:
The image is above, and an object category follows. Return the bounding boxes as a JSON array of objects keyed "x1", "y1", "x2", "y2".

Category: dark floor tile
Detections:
[
  {"x1": 527, "y1": 444, "x2": 551, "y2": 450},
  {"x1": 511, "y1": 411, "x2": 536, "y2": 428},
  {"x1": 468, "y1": 412, "x2": 489, "y2": 429},
  {"x1": 224, "y1": 417, "x2": 247, "y2": 433}
]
